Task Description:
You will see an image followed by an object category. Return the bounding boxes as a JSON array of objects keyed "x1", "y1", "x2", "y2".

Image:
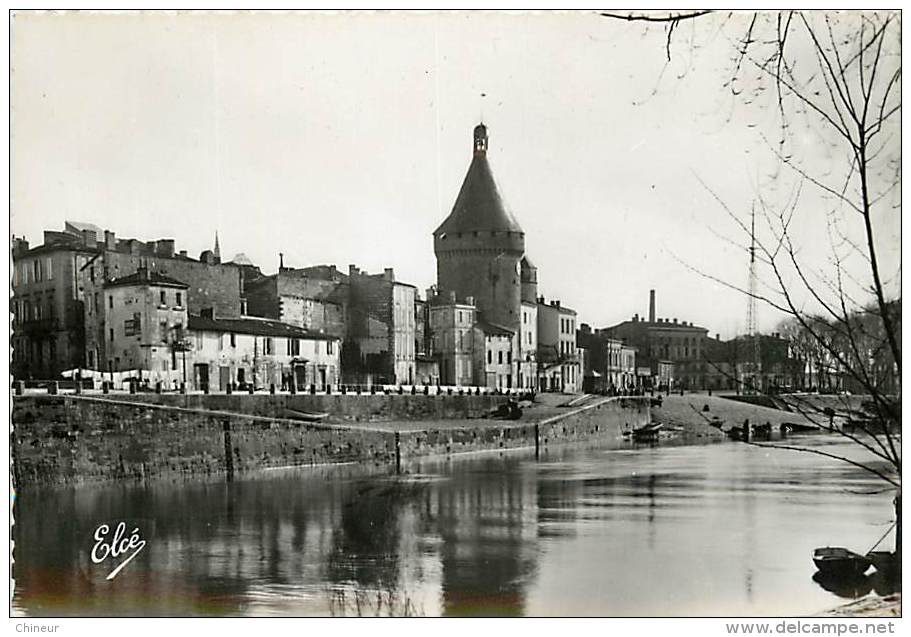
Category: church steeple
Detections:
[{"x1": 213, "y1": 231, "x2": 221, "y2": 260}]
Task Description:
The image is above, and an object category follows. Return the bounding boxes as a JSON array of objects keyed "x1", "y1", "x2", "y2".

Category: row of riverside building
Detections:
[{"x1": 11, "y1": 124, "x2": 808, "y2": 394}]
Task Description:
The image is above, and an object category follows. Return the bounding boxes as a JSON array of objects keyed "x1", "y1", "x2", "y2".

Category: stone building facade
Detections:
[
  {"x1": 536, "y1": 297, "x2": 580, "y2": 393},
  {"x1": 11, "y1": 230, "x2": 96, "y2": 378},
  {"x1": 428, "y1": 295, "x2": 477, "y2": 387},
  {"x1": 345, "y1": 266, "x2": 416, "y2": 386},
  {"x1": 603, "y1": 290, "x2": 708, "y2": 390},
  {"x1": 243, "y1": 265, "x2": 348, "y2": 339},
  {"x1": 519, "y1": 301, "x2": 538, "y2": 390},
  {"x1": 187, "y1": 314, "x2": 340, "y2": 392},
  {"x1": 577, "y1": 324, "x2": 640, "y2": 391},
  {"x1": 472, "y1": 321, "x2": 516, "y2": 390},
  {"x1": 77, "y1": 227, "x2": 245, "y2": 376},
  {"x1": 101, "y1": 269, "x2": 189, "y2": 385}
]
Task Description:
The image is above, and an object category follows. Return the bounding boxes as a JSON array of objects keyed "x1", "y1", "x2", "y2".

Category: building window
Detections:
[
  {"x1": 109, "y1": 328, "x2": 114, "y2": 342},
  {"x1": 265, "y1": 337, "x2": 274, "y2": 355},
  {"x1": 498, "y1": 350, "x2": 503, "y2": 364},
  {"x1": 487, "y1": 350, "x2": 492, "y2": 365},
  {"x1": 176, "y1": 292, "x2": 183, "y2": 307},
  {"x1": 327, "y1": 340, "x2": 334, "y2": 355},
  {"x1": 289, "y1": 338, "x2": 300, "y2": 356},
  {"x1": 108, "y1": 295, "x2": 113, "y2": 309},
  {"x1": 123, "y1": 313, "x2": 141, "y2": 336},
  {"x1": 230, "y1": 333, "x2": 236, "y2": 347},
  {"x1": 160, "y1": 290, "x2": 166, "y2": 305},
  {"x1": 507, "y1": 351, "x2": 512, "y2": 364},
  {"x1": 45, "y1": 258, "x2": 53, "y2": 281}
]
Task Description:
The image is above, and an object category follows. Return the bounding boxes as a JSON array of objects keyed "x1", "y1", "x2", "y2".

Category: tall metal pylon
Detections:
[{"x1": 745, "y1": 204, "x2": 761, "y2": 393}]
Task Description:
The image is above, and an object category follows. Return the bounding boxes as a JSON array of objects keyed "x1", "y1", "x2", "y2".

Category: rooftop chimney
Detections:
[
  {"x1": 466, "y1": 295, "x2": 475, "y2": 307},
  {"x1": 104, "y1": 230, "x2": 116, "y2": 251},
  {"x1": 449, "y1": 290, "x2": 457, "y2": 303},
  {"x1": 157, "y1": 239, "x2": 175, "y2": 258},
  {"x1": 673, "y1": 318, "x2": 678, "y2": 324},
  {"x1": 383, "y1": 267, "x2": 395, "y2": 281},
  {"x1": 11, "y1": 236, "x2": 29, "y2": 256},
  {"x1": 649, "y1": 289, "x2": 656, "y2": 323}
]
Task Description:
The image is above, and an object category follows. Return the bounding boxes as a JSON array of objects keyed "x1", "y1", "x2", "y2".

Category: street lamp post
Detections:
[{"x1": 170, "y1": 325, "x2": 191, "y2": 391}]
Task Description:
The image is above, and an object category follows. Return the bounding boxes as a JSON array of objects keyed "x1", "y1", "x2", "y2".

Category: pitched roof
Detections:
[
  {"x1": 474, "y1": 320, "x2": 514, "y2": 336},
  {"x1": 187, "y1": 315, "x2": 339, "y2": 340},
  {"x1": 104, "y1": 270, "x2": 188, "y2": 289},
  {"x1": 434, "y1": 133, "x2": 523, "y2": 235}
]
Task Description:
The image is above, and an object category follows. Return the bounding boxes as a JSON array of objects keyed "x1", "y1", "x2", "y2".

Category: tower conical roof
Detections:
[{"x1": 434, "y1": 125, "x2": 523, "y2": 235}]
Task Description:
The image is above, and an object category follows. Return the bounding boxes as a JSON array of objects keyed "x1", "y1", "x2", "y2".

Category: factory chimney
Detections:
[{"x1": 648, "y1": 289, "x2": 656, "y2": 323}]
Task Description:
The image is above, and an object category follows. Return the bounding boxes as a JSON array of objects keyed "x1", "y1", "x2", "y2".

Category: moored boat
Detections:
[
  {"x1": 632, "y1": 423, "x2": 663, "y2": 442},
  {"x1": 866, "y1": 551, "x2": 899, "y2": 576},
  {"x1": 813, "y1": 547, "x2": 872, "y2": 577}
]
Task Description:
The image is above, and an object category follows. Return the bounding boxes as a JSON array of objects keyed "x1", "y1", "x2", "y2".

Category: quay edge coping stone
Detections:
[{"x1": 16, "y1": 393, "x2": 399, "y2": 435}]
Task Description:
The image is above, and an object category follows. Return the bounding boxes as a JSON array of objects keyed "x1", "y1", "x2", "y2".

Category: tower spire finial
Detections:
[
  {"x1": 213, "y1": 231, "x2": 221, "y2": 259},
  {"x1": 473, "y1": 122, "x2": 488, "y2": 156}
]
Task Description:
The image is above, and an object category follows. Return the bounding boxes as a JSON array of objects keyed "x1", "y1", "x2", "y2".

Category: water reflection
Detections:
[
  {"x1": 12, "y1": 438, "x2": 896, "y2": 617},
  {"x1": 811, "y1": 569, "x2": 900, "y2": 600}
]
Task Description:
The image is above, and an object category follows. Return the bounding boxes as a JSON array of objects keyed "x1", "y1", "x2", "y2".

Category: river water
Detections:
[{"x1": 11, "y1": 435, "x2": 898, "y2": 617}]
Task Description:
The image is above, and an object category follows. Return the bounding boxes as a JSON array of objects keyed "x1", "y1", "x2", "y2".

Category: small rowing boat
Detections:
[
  {"x1": 632, "y1": 423, "x2": 663, "y2": 442},
  {"x1": 812, "y1": 547, "x2": 871, "y2": 577}
]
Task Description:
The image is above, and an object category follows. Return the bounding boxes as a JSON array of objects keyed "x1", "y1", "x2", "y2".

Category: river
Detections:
[{"x1": 11, "y1": 435, "x2": 898, "y2": 617}]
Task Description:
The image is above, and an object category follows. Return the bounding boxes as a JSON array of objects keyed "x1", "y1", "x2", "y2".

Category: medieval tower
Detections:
[{"x1": 434, "y1": 124, "x2": 525, "y2": 334}]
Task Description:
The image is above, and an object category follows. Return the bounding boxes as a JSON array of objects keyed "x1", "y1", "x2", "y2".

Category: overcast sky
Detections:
[{"x1": 11, "y1": 11, "x2": 900, "y2": 338}]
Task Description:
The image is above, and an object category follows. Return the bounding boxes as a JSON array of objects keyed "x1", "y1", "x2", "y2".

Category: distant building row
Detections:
[{"x1": 12, "y1": 124, "x2": 824, "y2": 394}]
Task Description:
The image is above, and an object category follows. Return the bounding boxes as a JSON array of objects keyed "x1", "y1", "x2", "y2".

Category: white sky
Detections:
[{"x1": 10, "y1": 11, "x2": 900, "y2": 338}]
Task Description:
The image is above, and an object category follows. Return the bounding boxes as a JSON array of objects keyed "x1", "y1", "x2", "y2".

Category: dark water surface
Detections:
[{"x1": 11, "y1": 436, "x2": 898, "y2": 616}]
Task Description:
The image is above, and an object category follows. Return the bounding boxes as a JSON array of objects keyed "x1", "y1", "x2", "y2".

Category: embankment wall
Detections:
[
  {"x1": 89, "y1": 392, "x2": 506, "y2": 423},
  {"x1": 12, "y1": 395, "x2": 651, "y2": 488}
]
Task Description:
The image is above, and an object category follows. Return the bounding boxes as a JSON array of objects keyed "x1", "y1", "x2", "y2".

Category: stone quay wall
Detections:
[
  {"x1": 90, "y1": 392, "x2": 507, "y2": 423},
  {"x1": 398, "y1": 396, "x2": 651, "y2": 457},
  {"x1": 12, "y1": 395, "x2": 651, "y2": 488},
  {"x1": 11, "y1": 395, "x2": 396, "y2": 488}
]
